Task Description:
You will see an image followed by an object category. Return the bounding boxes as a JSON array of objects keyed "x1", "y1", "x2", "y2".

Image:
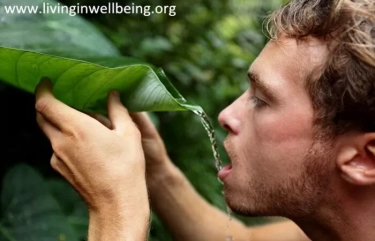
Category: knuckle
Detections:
[
  {"x1": 66, "y1": 127, "x2": 80, "y2": 139},
  {"x1": 129, "y1": 127, "x2": 141, "y2": 139},
  {"x1": 65, "y1": 125, "x2": 85, "y2": 140},
  {"x1": 35, "y1": 98, "x2": 50, "y2": 113},
  {"x1": 51, "y1": 141, "x2": 64, "y2": 154},
  {"x1": 35, "y1": 113, "x2": 43, "y2": 124},
  {"x1": 50, "y1": 157, "x2": 60, "y2": 171}
]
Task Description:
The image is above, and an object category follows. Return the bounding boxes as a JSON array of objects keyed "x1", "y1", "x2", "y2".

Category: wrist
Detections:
[
  {"x1": 146, "y1": 161, "x2": 185, "y2": 205},
  {"x1": 146, "y1": 159, "x2": 179, "y2": 185},
  {"x1": 89, "y1": 202, "x2": 150, "y2": 241}
]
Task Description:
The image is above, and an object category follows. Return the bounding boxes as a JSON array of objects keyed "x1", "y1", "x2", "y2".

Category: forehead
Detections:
[{"x1": 250, "y1": 36, "x2": 329, "y2": 86}]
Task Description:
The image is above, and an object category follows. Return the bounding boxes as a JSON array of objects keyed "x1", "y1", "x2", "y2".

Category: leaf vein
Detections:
[
  {"x1": 36, "y1": 56, "x2": 54, "y2": 72},
  {"x1": 82, "y1": 68, "x2": 123, "y2": 110},
  {"x1": 63, "y1": 68, "x2": 104, "y2": 108},
  {"x1": 53, "y1": 62, "x2": 84, "y2": 87},
  {"x1": 14, "y1": 52, "x2": 28, "y2": 87}
]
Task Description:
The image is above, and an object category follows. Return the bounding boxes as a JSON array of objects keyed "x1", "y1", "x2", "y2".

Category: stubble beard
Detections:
[{"x1": 224, "y1": 136, "x2": 334, "y2": 220}]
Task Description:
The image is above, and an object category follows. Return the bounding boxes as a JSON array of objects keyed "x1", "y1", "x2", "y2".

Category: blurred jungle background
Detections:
[{"x1": 0, "y1": 0, "x2": 287, "y2": 240}]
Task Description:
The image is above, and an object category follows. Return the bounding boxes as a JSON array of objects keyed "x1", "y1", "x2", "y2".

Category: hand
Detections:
[
  {"x1": 90, "y1": 111, "x2": 173, "y2": 180},
  {"x1": 35, "y1": 79, "x2": 148, "y2": 213}
]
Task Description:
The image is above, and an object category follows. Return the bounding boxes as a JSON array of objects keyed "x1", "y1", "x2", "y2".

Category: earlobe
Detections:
[{"x1": 337, "y1": 135, "x2": 375, "y2": 186}]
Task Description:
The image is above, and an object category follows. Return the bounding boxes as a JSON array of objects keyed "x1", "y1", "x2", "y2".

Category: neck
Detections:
[{"x1": 294, "y1": 184, "x2": 375, "y2": 241}]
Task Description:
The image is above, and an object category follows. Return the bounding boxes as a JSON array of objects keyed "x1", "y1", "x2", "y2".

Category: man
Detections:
[{"x1": 35, "y1": 0, "x2": 375, "y2": 240}]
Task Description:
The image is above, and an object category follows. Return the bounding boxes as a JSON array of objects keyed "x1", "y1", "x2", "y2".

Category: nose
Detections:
[
  {"x1": 218, "y1": 101, "x2": 240, "y2": 135},
  {"x1": 218, "y1": 108, "x2": 230, "y2": 132}
]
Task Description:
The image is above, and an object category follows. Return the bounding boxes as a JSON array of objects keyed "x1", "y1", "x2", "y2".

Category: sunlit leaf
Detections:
[{"x1": 0, "y1": 46, "x2": 202, "y2": 115}]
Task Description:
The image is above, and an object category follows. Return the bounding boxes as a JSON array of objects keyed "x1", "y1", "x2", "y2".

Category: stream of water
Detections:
[
  {"x1": 193, "y1": 110, "x2": 223, "y2": 171},
  {"x1": 193, "y1": 109, "x2": 233, "y2": 240}
]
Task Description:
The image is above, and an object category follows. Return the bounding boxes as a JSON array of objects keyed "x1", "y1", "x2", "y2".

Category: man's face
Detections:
[{"x1": 218, "y1": 36, "x2": 335, "y2": 218}]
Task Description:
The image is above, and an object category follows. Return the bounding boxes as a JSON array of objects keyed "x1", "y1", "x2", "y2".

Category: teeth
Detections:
[{"x1": 367, "y1": 145, "x2": 375, "y2": 154}]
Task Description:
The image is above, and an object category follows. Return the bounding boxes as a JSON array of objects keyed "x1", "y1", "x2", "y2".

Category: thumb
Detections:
[{"x1": 107, "y1": 91, "x2": 135, "y2": 136}]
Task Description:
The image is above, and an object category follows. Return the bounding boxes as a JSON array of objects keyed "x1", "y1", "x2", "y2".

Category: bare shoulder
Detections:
[{"x1": 249, "y1": 219, "x2": 311, "y2": 241}]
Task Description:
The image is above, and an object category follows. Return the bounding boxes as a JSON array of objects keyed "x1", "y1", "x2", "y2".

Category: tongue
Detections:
[{"x1": 218, "y1": 164, "x2": 232, "y2": 180}]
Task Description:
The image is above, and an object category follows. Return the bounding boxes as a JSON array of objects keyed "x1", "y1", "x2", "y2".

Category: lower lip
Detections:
[{"x1": 218, "y1": 164, "x2": 232, "y2": 180}]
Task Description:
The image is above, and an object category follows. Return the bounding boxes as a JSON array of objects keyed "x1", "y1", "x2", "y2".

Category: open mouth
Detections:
[{"x1": 218, "y1": 164, "x2": 232, "y2": 180}]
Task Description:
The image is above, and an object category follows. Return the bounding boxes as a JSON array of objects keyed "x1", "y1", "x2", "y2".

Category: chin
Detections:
[
  {"x1": 224, "y1": 193, "x2": 262, "y2": 217},
  {"x1": 224, "y1": 191, "x2": 275, "y2": 217},
  {"x1": 222, "y1": 174, "x2": 280, "y2": 217},
  {"x1": 223, "y1": 180, "x2": 254, "y2": 216}
]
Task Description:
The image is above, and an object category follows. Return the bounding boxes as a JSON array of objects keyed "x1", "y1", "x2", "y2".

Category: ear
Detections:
[{"x1": 337, "y1": 133, "x2": 375, "y2": 185}]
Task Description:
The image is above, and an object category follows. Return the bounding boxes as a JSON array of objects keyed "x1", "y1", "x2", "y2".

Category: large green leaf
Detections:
[
  {"x1": 0, "y1": 0, "x2": 119, "y2": 58},
  {"x1": 0, "y1": 164, "x2": 79, "y2": 241},
  {"x1": 0, "y1": 0, "x2": 202, "y2": 114},
  {"x1": 0, "y1": 46, "x2": 202, "y2": 114}
]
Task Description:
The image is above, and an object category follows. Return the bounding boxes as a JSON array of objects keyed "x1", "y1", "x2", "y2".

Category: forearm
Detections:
[
  {"x1": 147, "y1": 163, "x2": 310, "y2": 241},
  {"x1": 87, "y1": 183, "x2": 151, "y2": 241},
  {"x1": 88, "y1": 207, "x2": 150, "y2": 241},
  {"x1": 147, "y1": 161, "x2": 251, "y2": 241},
  {"x1": 251, "y1": 221, "x2": 311, "y2": 241}
]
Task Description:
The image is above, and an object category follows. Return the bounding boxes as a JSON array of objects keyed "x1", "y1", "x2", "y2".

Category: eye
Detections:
[
  {"x1": 248, "y1": 85, "x2": 268, "y2": 108},
  {"x1": 250, "y1": 96, "x2": 267, "y2": 108}
]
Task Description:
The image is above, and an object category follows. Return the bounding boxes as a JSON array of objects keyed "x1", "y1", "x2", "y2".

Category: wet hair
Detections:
[{"x1": 267, "y1": 0, "x2": 375, "y2": 136}]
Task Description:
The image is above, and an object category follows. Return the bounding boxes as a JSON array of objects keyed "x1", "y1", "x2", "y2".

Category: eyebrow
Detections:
[{"x1": 247, "y1": 71, "x2": 276, "y2": 100}]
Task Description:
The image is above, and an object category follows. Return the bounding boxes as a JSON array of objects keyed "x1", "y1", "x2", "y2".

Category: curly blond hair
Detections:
[{"x1": 267, "y1": 0, "x2": 375, "y2": 135}]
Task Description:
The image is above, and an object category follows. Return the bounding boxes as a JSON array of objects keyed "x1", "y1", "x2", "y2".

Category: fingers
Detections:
[
  {"x1": 107, "y1": 91, "x2": 135, "y2": 136},
  {"x1": 130, "y1": 112, "x2": 158, "y2": 137},
  {"x1": 35, "y1": 77, "x2": 81, "y2": 131},
  {"x1": 87, "y1": 113, "x2": 112, "y2": 129},
  {"x1": 36, "y1": 112, "x2": 61, "y2": 139}
]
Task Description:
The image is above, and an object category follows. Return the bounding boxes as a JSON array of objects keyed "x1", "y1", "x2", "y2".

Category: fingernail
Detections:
[
  {"x1": 112, "y1": 90, "x2": 120, "y2": 99},
  {"x1": 41, "y1": 76, "x2": 51, "y2": 84},
  {"x1": 35, "y1": 77, "x2": 51, "y2": 94},
  {"x1": 40, "y1": 77, "x2": 52, "y2": 89}
]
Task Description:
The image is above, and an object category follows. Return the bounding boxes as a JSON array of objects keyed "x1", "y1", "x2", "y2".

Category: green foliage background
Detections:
[{"x1": 0, "y1": 0, "x2": 287, "y2": 240}]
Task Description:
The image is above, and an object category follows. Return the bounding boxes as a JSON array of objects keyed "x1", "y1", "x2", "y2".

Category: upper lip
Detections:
[
  {"x1": 223, "y1": 138, "x2": 229, "y2": 151},
  {"x1": 223, "y1": 138, "x2": 233, "y2": 164}
]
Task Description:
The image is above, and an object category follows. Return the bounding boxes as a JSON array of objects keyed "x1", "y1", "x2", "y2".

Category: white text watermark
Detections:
[{"x1": 2, "y1": 2, "x2": 177, "y2": 17}]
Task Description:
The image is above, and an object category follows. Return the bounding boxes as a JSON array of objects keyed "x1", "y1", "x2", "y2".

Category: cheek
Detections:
[
  {"x1": 254, "y1": 102, "x2": 314, "y2": 143},
  {"x1": 247, "y1": 108, "x2": 314, "y2": 174}
]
